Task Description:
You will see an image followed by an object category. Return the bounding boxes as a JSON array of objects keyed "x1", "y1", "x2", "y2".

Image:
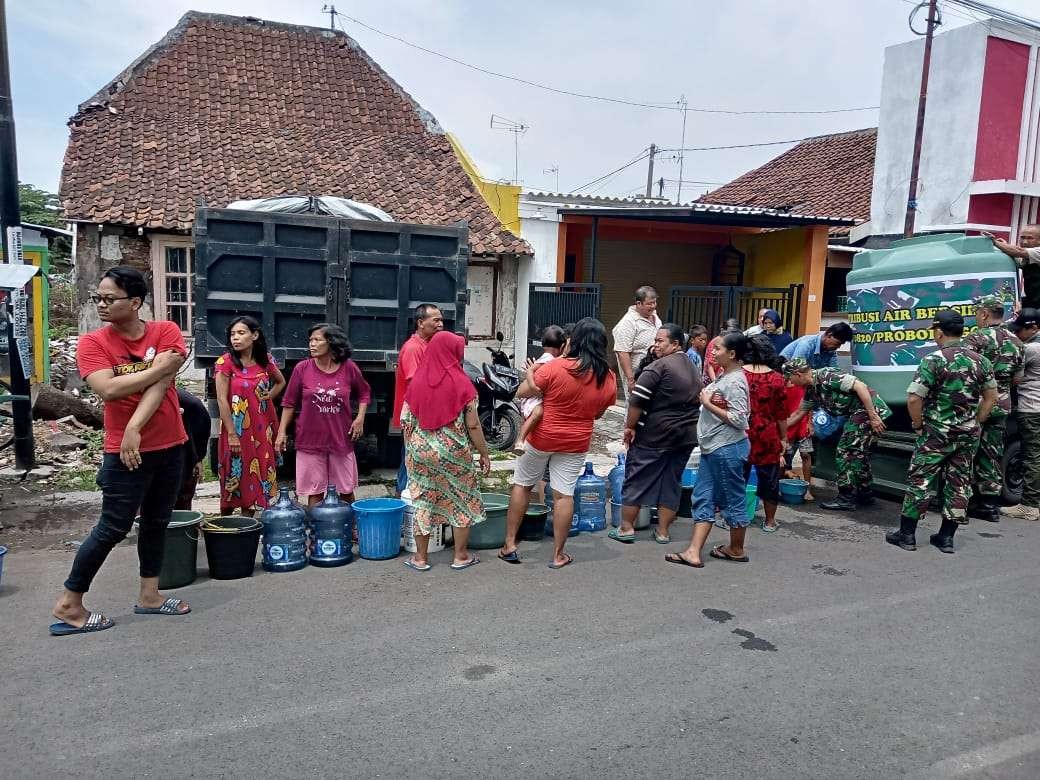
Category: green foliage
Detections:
[
  {"x1": 18, "y1": 183, "x2": 62, "y2": 228},
  {"x1": 55, "y1": 429, "x2": 105, "y2": 492}
]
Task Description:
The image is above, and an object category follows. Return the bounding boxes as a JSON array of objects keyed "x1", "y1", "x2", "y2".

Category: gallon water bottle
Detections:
[
  {"x1": 543, "y1": 482, "x2": 581, "y2": 537},
  {"x1": 575, "y1": 462, "x2": 607, "y2": 532},
  {"x1": 307, "y1": 485, "x2": 354, "y2": 567},
  {"x1": 261, "y1": 486, "x2": 308, "y2": 572},
  {"x1": 608, "y1": 453, "x2": 626, "y2": 504}
]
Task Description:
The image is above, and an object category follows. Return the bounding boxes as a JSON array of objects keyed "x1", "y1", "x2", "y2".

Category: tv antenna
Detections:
[
  {"x1": 322, "y1": 4, "x2": 340, "y2": 30},
  {"x1": 490, "y1": 114, "x2": 528, "y2": 185},
  {"x1": 543, "y1": 165, "x2": 559, "y2": 192}
]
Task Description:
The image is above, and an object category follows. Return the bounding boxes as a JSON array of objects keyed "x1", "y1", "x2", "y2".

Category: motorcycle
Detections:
[{"x1": 463, "y1": 331, "x2": 523, "y2": 451}]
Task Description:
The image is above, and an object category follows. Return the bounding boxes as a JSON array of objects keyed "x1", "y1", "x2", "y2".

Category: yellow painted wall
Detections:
[
  {"x1": 738, "y1": 227, "x2": 808, "y2": 288},
  {"x1": 447, "y1": 133, "x2": 522, "y2": 237}
]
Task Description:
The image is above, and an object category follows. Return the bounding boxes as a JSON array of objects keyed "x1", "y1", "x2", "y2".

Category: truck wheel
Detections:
[
  {"x1": 1001, "y1": 438, "x2": 1023, "y2": 506},
  {"x1": 480, "y1": 408, "x2": 521, "y2": 451}
]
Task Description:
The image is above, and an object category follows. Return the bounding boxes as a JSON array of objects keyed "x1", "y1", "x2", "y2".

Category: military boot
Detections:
[
  {"x1": 885, "y1": 515, "x2": 918, "y2": 550},
  {"x1": 857, "y1": 487, "x2": 877, "y2": 506},
  {"x1": 929, "y1": 519, "x2": 958, "y2": 554},
  {"x1": 821, "y1": 488, "x2": 858, "y2": 511},
  {"x1": 967, "y1": 495, "x2": 1000, "y2": 523}
]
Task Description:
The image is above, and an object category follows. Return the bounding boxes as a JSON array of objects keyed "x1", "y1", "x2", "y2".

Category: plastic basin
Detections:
[
  {"x1": 353, "y1": 498, "x2": 406, "y2": 560},
  {"x1": 471, "y1": 493, "x2": 509, "y2": 549},
  {"x1": 779, "y1": 478, "x2": 809, "y2": 505}
]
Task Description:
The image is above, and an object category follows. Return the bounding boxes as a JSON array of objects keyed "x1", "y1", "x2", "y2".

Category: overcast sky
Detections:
[{"x1": 8, "y1": 0, "x2": 1038, "y2": 202}]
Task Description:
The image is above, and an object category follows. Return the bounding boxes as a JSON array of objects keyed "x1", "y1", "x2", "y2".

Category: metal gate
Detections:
[
  {"x1": 527, "y1": 283, "x2": 601, "y2": 358},
  {"x1": 667, "y1": 284, "x2": 804, "y2": 336}
]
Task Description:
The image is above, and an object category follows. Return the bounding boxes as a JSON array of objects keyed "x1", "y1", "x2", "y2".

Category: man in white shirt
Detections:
[
  {"x1": 989, "y1": 224, "x2": 1040, "y2": 266},
  {"x1": 744, "y1": 308, "x2": 769, "y2": 337},
  {"x1": 611, "y1": 285, "x2": 662, "y2": 400}
]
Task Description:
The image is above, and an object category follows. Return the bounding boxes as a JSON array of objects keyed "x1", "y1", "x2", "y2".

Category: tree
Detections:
[{"x1": 18, "y1": 182, "x2": 63, "y2": 227}]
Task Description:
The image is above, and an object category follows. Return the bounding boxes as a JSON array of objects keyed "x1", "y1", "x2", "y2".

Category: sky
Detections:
[{"x1": 7, "y1": 0, "x2": 1039, "y2": 202}]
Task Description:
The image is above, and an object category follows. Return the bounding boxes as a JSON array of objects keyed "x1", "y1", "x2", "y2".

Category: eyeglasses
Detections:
[{"x1": 90, "y1": 295, "x2": 130, "y2": 306}]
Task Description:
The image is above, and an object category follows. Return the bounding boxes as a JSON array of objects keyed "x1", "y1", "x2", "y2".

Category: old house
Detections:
[{"x1": 59, "y1": 12, "x2": 529, "y2": 360}]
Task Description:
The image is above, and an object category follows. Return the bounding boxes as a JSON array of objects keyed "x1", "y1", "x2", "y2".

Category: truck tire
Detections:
[
  {"x1": 480, "y1": 407, "x2": 521, "y2": 452},
  {"x1": 1001, "y1": 438, "x2": 1023, "y2": 506}
]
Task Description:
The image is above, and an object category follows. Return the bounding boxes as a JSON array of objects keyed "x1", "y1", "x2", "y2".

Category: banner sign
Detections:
[
  {"x1": 845, "y1": 272, "x2": 1019, "y2": 371},
  {"x1": 4, "y1": 226, "x2": 33, "y2": 378}
]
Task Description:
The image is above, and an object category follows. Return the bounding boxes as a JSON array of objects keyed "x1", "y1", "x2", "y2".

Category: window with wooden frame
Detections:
[{"x1": 150, "y1": 237, "x2": 195, "y2": 335}]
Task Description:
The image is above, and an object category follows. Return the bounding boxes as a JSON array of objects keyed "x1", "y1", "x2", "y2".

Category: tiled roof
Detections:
[
  {"x1": 699, "y1": 128, "x2": 877, "y2": 236},
  {"x1": 59, "y1": 12, "x2": 529, "y2": 256}
]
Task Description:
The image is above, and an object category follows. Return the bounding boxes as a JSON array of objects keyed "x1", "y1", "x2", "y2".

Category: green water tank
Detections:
[{"x1": 845, "y1": 233, "x2": 1018, "y2": 407}]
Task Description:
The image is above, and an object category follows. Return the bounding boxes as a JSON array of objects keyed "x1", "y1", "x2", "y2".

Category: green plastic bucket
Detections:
[
  {"x1": 745, "y1": 485, "x2": 759, "y2": 522},
  {"x1": 135, "y1": 510, "x2": 203, "y2": 590},
  {"x1": 470, "y1": 493, "x2": 510, "y2": 549}
]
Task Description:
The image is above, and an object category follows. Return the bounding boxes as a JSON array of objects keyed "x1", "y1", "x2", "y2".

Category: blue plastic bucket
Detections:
[
  {"x1": 682, "y1": 468, "x2": 698, "y2": 489},
  {"x1": 0, "y1": 545, "x2": 7, "y2": 588},
  {"x1": 779, "y1": 478, "x2": 809, "y2": 505},
  {"x1": 354, "y1": 498, "x2": 406, "y2": 560}
]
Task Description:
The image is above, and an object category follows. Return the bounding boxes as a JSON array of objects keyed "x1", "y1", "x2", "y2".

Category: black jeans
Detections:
[{"x1": 64, "y1": 445, "x2": 185, "y2": 593}]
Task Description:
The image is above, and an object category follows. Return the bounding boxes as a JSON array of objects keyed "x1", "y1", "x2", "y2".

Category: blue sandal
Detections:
[
  {"x1": 450, "y1": 556, "x2": 480, "y2": 570},
  {"x1": 403, "y1": 558, "x2": 431, "y2": 572}
]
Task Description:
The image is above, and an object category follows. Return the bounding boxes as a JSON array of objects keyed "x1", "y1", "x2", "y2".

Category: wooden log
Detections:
[{"x1": 31, "y1": 384, "x2": 104, "y2": 429}]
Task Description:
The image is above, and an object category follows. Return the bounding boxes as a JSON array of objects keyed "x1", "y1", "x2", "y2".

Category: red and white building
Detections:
[{"x1": 859, "y1": 19, "x2": 1040, "y2": 243}]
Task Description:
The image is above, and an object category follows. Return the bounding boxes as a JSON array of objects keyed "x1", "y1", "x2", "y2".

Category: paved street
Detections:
[{"x1": 2, "y1": 492, "x2": 1038, "y2": 779}]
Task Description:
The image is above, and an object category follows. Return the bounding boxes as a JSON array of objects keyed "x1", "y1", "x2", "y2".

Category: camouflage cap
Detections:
[
  {"x1": 973, "y1": 294, "x2": 1007, "y2": 312},
  {"x1": 782, "y1": 357, "x2": 811, "y2": 375},
  {"x1": 932, "y1": 308, "x2": 964, "y2": 328}
]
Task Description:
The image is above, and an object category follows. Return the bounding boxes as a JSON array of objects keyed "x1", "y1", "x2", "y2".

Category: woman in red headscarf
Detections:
[{"x1": 400, "y1": 331, "x2": 492, "y2": 572}]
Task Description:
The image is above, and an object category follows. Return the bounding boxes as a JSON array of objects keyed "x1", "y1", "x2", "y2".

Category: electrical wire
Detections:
[
  {"x1": 334, "y1": 11, "x2": 881, "y2": 116},
  {"x1": 659, "y1": 137, "x2": 809, "y2": 152},
  {"x1": 569, "y1": 149, "x2": 651, "y2": 193}
]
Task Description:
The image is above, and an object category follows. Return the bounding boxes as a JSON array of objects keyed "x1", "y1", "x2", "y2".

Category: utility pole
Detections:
[
  {"x1": 0, "y1": 0, "x2": 35, "y2": 471},
  {"x1": 645, "y1": 144, "x2": 657, "y2": 198},
  {"x1": 904, "y1": 0, "x2": 939, "y2": 238},
  {"x1": 322, "y1": 4, "x2": 338, "y2": 30},
  {"x1": 676, "y1": 96, "x2": 688, "y2": 204}
]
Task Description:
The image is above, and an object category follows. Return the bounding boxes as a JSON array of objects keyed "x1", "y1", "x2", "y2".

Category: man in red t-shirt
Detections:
[
  {"x1": 50, "y1": 267, "x2": 191, "y2": 636},
  {"x1": 393, "y1": 304, "x2": 443, "y2": 494}
]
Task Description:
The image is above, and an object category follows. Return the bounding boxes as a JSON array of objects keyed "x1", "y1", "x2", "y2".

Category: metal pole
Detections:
[
  {"x1": 0, "y1": 0, "x2": 35, "y2": 470},
  {"x1": 904, "y1": 0, "x2": 938, "y2": 239},
  {"x1": 676, "y1": 98, "x2": 688, "y2": 204},
  {"x1": 589, "y1": 217, "x2": 599, "y2": 283},
  {"x1": 645, "y1": 144, "x2": 656, "y2": 198}
]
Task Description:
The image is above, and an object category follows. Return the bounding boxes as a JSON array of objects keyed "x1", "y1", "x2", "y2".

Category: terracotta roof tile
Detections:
[
  {"x1": 699, "y1": 128, "x2": 876, "y2": 236},
  {"x1": 60, "y1": 12, "x2": 529, "y2": 255}
]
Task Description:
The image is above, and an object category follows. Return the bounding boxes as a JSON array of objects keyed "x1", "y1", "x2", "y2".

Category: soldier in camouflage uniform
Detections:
[
  {"x1": 963, "y1": 294, "x2": 1024, "y2": 521},
  {"x1": 784, "y1": 358, "x2": 891, "y2": 510},
  {"x1": 886, "y1": 309, "x2": 998, "y2": 554}
]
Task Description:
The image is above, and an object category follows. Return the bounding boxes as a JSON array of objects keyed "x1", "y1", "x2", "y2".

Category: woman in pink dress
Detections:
[{"x1": 215, "y1": 316, "x2": 286, "y2": 516}]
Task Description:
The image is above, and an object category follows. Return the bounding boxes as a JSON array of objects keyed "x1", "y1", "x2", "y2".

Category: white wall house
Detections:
[{"x1": 859, "y1": 20, "x2": 1040, "y2": 243}]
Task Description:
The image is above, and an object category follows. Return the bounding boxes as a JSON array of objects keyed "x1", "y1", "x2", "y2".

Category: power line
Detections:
[
  {"x1": 335, "y1": 11, "x2": 881, "y2": 116},
  {"x1": 660, "y1": 137, "x2": 810, "y2": 152},
  {"x1": 569, "y1": 148, "x2": 651, "y2": 193}
]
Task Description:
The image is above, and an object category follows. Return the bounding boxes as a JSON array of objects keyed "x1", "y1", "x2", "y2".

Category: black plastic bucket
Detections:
[
  {"x1": 202, "y1": 516, "x2": 262, "y2": 580},
  {"x1": 519, "y1": 503, "x2": 549, "y2": 541},
  {"x1": 156, "y1": 510, "x2": 203, "y2": 589}
]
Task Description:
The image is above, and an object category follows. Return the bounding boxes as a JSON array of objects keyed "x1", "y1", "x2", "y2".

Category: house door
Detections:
[{"x1": 526, "y1": 282, "x2": 601, "y2": 358}]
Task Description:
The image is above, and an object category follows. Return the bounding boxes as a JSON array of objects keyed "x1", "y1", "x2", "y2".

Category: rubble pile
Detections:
[{"x1": 0, "y1": 417, "x2": 102, "y2": 486}]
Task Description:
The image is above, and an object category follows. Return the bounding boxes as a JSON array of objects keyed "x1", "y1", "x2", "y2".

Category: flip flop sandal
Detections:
[
  {"x1": 403, "y1": 558, "x2": 431, "y2": 572},
  {"x1": 133, "y1": 598, "x2": 190, "y2": 616},
  {"x1": 547, "y1": 553, "x2": 574, "y2": 570},
  {"x1": 497, "y1": 550, "x2": 522, "y2": 564},
  {"x1": 665, "y1": 553, "x2": 703, "y2": 569},
  {"x1": 608, "y1": 528, "x2": 636, "y2": 544},
  {"x1": 709, "y1": 545, "x2": 750, "y2": 563},
  {"x1": 761, "y1": 523, "x2": 779, "y2": 533},
  {"x1": 651, "y1": 530, "x2": 671, "y2": 544},
  {"x1": 450, "y1": 557, "x2": 481, "y2": 570},
  {"x1": 49, "y1": 611, "x2": 115, "y2": 636}
]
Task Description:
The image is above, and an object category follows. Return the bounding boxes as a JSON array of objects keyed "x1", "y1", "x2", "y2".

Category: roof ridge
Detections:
[
  {"x1": 70, "y1": 10, "x2": 445, "y2": 136},
  {"x1": 800, "y1": 127, "x2": 878, "y2": 142}
]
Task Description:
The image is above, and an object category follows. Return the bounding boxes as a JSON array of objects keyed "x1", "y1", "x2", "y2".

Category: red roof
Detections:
[
  {"x1": 59, "y1": 12, "x2": 529, "y2": 256},
  {"x1": 699, "y1": 128, "x2": 876, "y2": 235}
]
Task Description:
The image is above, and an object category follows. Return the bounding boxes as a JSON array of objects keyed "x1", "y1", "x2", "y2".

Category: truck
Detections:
[
  {"x1": 813, "y1": 233, "x2": 1024, "y2": 506},
  {"x1": 191, "y1": 206, "x2": 469, "y2": 466}
]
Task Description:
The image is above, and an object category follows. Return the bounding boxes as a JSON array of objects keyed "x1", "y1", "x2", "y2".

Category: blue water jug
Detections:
[
  {"x1": 575, "y1": 462, "x2": 607, "y2": 532},
  {"x1": 543, "y1": 482, "x2": 580, "y2": 537},
  {"x1": 260, "y1": 486, "x2": 308, "y2": 572},
  {"x1": 608, "y1": 453, "x2": 626, "y2": 503},
  {"x1": 307, "y1": 485, "x2": 354, "y2": 567},
  {"x1": 748, "y1": 466, "x2": 758, "y2": 487}
]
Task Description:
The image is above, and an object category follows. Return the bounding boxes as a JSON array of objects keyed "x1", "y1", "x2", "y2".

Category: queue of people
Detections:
[{"x1": 48, "y1": 264, "x2": 1038, "y2": 635}]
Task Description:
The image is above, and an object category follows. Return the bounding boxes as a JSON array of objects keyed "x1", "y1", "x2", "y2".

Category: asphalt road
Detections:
[{"x1": 2, "y1": 493, "x2": 1038, "y2": 779}]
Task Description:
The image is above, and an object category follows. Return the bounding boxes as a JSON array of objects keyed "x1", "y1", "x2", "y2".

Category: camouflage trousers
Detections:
[
  {"x1": 972, "y1": 415, "x2": 1006, "y2": 498},
  {"x1": 836, "y1": 416, "x2": 878, "y2": 491},
  {"x1": 901, "y1": 429, "x2": 980, "y2": 523}
]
